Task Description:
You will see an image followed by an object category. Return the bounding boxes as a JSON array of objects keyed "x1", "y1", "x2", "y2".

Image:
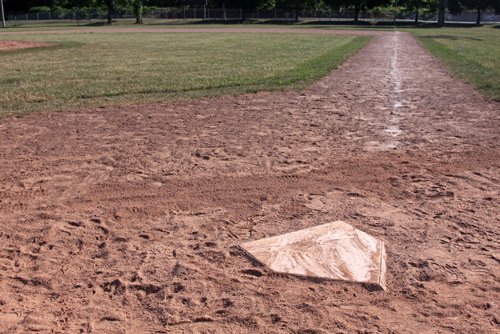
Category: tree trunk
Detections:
[
  {"x1": 354, "y1": 4, "x2": 360, "y2": 23},
  {"x1": 437, "y1": 0, "x2": 446, "y2": 27},
  {"x1": 476, "y1": 5, "x2": 481, "y2": 24},
  {"x1": 107, "y1": 2, "x2": 113, "y2": 25},
  {"x1": 1, "y1": 0, "x2": 6, "y2": 28},
  {"x1": 134, "y1": 0, "x2": 143, "y2": 24},
  {"x1": 415, "y1": 4, "x2": 419, "y2": 23}
]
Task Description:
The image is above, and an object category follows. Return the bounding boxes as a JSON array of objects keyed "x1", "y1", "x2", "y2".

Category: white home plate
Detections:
[{"x1": 241, "y1": 221, "x2": 387, "y2": 290}]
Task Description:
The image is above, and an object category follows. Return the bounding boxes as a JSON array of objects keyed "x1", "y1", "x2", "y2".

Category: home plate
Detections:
[{"x1": 241, "y1": 221, "x2": 387, "y2": 290}]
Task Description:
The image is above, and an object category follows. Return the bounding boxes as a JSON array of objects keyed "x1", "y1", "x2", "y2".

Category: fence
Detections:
[
  {"x1": 5, "y1": 8, "x2": 500, "y2": 26},
  {"x1": 6, "y1": 9, "x2": 244, "y2": 23}
]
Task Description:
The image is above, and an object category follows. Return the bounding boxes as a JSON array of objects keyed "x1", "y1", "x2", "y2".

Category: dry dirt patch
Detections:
[{"x1": 0, "y1": 39, "x2": 54, "y2": 51}]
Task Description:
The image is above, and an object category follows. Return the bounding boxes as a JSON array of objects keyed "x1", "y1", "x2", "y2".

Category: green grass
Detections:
[
  {"x1": 0, "y1": 32, "x2": 370, "y2": 117},
  {"x1": 410, "y1": 25, "x2": 500, "y2": 101},
  {"x1": 2, "y1": 20, "x2": 389, "y2": 32},
  {"x1": 3, "y1": 23, "x2": 496, "y2": 118},
  {"x1": 4, "y1": 18, "x2": 484, "y2": 32}
]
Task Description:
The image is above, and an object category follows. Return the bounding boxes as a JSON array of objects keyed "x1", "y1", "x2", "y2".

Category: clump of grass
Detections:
[
  {"x1": 0, "y1": 32, "x2": 369, "y2": 117},
  {"x1": 411, "y1": 26, "x2": 500, "y2": 101}
]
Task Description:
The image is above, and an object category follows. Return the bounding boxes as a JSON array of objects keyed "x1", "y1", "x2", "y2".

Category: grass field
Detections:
[
  {"x1": 1, "y1": 23, "x2": 499, "y2": 117},
  {"x1": 2, "y1": 20, "x2": 397, "y2": 32},
  {"x1": 0, "y1": 32, "x2": 369, "y2": 117},
  {"x1": 410, "y1": 25, "x2": 500, "y2": 101}
]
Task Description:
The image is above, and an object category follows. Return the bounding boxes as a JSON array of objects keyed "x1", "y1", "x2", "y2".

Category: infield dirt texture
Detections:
[{"x1": 1, "y1": 28, "x2": 500, "y2": 333}]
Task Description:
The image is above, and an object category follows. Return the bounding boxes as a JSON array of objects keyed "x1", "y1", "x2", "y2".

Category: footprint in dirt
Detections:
[
  {"x1": 89, "y1": 217, "x2": 112, "y2": 259},
  {"x1": 90, "y1": 218, "x2": 110, "y2": 237}
]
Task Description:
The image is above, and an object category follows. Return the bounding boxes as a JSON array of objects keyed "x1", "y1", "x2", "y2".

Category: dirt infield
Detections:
[
  {"x1": 1, "y1": 29, "x2": 500, "y2": 333},
  {"x1": 0, "y1": 39, "x2": 54, "y2": 51}
]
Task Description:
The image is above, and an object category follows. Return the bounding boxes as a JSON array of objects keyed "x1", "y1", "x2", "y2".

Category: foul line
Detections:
[{"x1": 384, "y1": 29, "x2": 403, "y2": 150}]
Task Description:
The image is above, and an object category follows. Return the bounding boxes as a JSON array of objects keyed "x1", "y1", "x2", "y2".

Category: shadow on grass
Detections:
[
  {"x1": 186, "y1": 20, "x2": 486, "y2": 29},
  {"x1": 5, "y1": 18, "x2": 488, "y2": 29},
  {"x1": 185, "y1": 19, "x2": 299, "y2": 25},
  {"x1": 304, "y1": 21, "x2": 485, "y2": 28},
  {"x1": 84, "y1": 21, "x2": 115, "y2": 26},
  {"x1": 419, "y1": 34, "x2": 483, "y2": 41},
  {"x1": 401, "y1": 22, "x2": 483, "y2": 29},
  {"x1": 175, "y1": 19, "x2": 245, "y2": 25},
  {"x1": 302, "y1": 20, "x2": 399, "y2": 26}
]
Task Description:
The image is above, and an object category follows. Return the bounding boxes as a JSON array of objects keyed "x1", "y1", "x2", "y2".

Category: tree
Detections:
[
  {"x1": 325, "y1": 0, "x2": 392, "y2": 22},
  {"x1": 103, "y1": 0, "x2": 115, "y2": 24},
  {"x1": 215, "y1": 0, "x2": 273, "y2": 20},
  {"x1": 445, "y1": 0, "x2": 500, "y2": 24},
  {"x1": 133, "y1": 0, "x2": 142, "y2": 23},
  {"x1": 275, "y1": 0, "x2": 321, "y2": 20},
  {"x1": 402, "y1": 0, "x2": 437, "y2": 23},
  {"x1": 460, "y1": 0, "x2": 492, "y2": 24},
  {"x1": 437, "y1": 0, "x2": 446, "y2": 26},
  {"x1": 1, "y1": 0, "x2": 5, "y2": 28},
  {"x1": 98, "y1": 0, "x2": 130, "y2": 24}
]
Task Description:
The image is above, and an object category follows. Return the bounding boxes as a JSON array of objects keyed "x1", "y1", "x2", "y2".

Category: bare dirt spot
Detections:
[
  {"x1": 0, "y1": 39, "x2": 54, "y2": 51},
  {"x1": 1, "y1": 29, "x2": 500, "y2": 333}
]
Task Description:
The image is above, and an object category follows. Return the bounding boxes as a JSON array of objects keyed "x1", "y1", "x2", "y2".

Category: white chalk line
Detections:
[{"x1": 384, "y1": 31, "x2": 403, "y2": 150}]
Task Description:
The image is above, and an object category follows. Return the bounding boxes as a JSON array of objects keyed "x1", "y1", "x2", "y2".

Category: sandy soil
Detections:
[
  {"x1": 1, "y1": 29, "x2": 500, "y2": 334},
  {"x1": 0, "y1": 39, "x2": 54, "y2": 51}
]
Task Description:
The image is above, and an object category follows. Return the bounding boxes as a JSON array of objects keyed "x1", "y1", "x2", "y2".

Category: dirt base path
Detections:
[{"x1": 1, "y1": 30, "x2": 500, "y2": 334}]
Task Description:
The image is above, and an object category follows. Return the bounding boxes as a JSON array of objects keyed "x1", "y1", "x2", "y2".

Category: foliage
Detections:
[
  {"x1": 454, "y1": 0, "x2": 500, "y2": 23},
  {"x1": 324, "y1": 0, "x2": 392, "y2": 21},
  {"x1": 446, "y1": 0, "x2": 462, "y2": 15},
  {"x1": 96, "y1": 0, "x2": 132, "y2": 23},
  {"x1": 28, "y1": 6, "x2": 52, "y2": 12},
  {"x1": 399, "y1": 0, "x2": 438, "y2": 22},
  {"x1": 8, "y1": 0, "x2": 500, "y2": 24},
  {"x1": 133, "y1": 0, "x2": 143, "y2": 23}
]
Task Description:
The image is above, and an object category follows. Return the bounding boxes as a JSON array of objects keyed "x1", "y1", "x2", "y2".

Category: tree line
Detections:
[{"x1": 3, "y1": 0, "x2": 500, "y2": 25}]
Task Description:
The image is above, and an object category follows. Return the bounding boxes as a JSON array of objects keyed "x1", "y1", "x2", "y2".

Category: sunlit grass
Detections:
[
  {"x1": 411, "y1": 25, "x2": 500, "y2": 101},
  {"x1": 2, "y1": 20, "x2": 396, "y2": 32},
  {"x1": 0, "y1": 32, "x2": 369, "y2": 117}
]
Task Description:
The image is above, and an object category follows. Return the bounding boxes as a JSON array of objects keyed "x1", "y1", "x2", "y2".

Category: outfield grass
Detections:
[
  {"x1": 2, "y1": 20, "x2": 397, "y2": 32},
  {"x1": 1, "y1": 23, "x2": 393, "y2": 35},
  {"x1": 1, "y1": 23, "x2": 497, "y2": 117},
  {"x1": 0, "y1": 32, "x2": 370, "y2": 117},
  {"x1": 410, "y1": 25, "x2": 500, "y2": 101}
]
